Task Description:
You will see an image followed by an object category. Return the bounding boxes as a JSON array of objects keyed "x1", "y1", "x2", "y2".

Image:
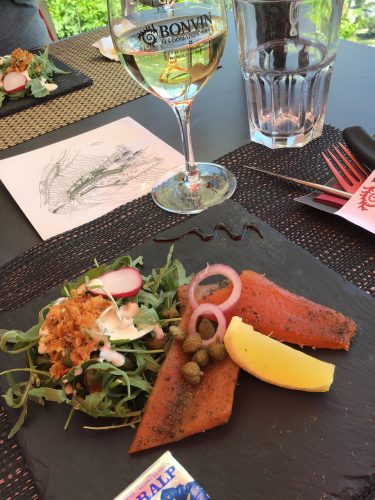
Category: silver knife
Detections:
[{"x1": 243, "y1": 165, "x2": 352, "y2": 199}]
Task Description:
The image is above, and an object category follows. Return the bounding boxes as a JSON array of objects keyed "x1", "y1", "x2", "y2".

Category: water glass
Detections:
[{"x1": 232, "y1": 0, "x2": 344, "y2": 148}]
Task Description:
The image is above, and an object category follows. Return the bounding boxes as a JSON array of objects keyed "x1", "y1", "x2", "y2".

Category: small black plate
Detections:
[{"x1": 0, "y1": 54, "x2": 93, "y2": 118}]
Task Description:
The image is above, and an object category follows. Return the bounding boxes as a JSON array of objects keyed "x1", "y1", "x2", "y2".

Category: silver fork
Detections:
[{"x1": 322, "y1": 142, "x2": 369, "y2": 194}]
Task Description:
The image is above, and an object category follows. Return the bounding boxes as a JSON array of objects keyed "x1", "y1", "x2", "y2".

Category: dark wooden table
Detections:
[{"x1": 0, "y1": 16, "x2": 374, "y2": 266}]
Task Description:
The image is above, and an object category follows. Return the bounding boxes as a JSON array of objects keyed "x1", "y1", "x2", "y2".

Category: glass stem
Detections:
[{"x1": 172, "y1": 103, "x2": 199, "y2": 184}]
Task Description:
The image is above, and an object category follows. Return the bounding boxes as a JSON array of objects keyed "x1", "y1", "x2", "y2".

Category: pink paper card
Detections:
[{"x1": 336, "y1": 169, "x2": 375, "y2": 234}]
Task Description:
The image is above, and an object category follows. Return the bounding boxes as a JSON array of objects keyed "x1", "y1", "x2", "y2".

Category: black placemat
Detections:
[
  {"x1": 0, "y1": 55, "x2": 92, "y2": 118},
  {"x1": 0, "y1": 124, "x2": 373, "y2": 315}
]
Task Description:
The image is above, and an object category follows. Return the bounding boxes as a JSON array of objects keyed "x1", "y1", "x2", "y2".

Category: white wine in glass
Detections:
[{"x1": 108, "y1": 0, "x2": 236, "y2": 214}]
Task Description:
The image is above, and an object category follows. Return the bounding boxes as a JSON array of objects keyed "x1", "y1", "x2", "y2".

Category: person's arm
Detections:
[{"x1": 36, "y1": 0, "x2": 57, "y2": 41}]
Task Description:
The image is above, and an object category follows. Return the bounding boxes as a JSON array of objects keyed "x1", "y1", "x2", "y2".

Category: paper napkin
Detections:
[
  {"x1": 336, "y1": 169, "x2": 375, "y2": 234},
  {"x1": 93, "y1": 20, "x2": 135, "y2": 61},
  {"x1": 92, "y1": 36, "x2": 119, "y2": 61},
  {"x1": 313, "y1": 182, "x2": 347, "y2": 209}
]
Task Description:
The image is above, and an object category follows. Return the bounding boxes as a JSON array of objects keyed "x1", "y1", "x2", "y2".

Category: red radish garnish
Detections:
[
  {"x1": 3, "y1": 72, "x2": 27, "y2": 94},
  {"x1": 188, "y1": 264, "x2": 242, "y2": 313},
  {"x1": 188, "y1": 303, "x2": 226, "y2": 346},
  {"x1": 89, "y1": 267, "x2": 142, "y2": 298}
]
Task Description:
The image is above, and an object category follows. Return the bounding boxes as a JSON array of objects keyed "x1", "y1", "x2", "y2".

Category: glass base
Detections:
[
  {"x1": 152, "y1": 162, "x2": 236, "y2": 214},
  {"x1": 249, "y1": 120, "x2": 324, "y2": 149}
]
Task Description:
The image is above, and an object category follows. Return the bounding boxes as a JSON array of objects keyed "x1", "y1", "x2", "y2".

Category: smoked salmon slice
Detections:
[
  {"x1": 129, "y1": 286, "x2": 239, "y2": 454},
  {"x1": 200, "y1": 270, "x2": 356, "y2": 350},
  {"x1": 129, "y1": 269, "x2": 357, "y2": 453}
]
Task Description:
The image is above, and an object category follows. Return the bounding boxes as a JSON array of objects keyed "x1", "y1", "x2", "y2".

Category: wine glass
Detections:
[{"x1": 107, "y1": 0, "x2": 236, "y2": 214}]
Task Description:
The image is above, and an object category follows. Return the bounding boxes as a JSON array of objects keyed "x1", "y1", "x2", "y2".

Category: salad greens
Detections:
[
  {"x1": 0, "y1": 247, "x2": 191, "y2": 437},
  {"x1": 0, "y1": 47, "x2": 68, "y2": 108}
]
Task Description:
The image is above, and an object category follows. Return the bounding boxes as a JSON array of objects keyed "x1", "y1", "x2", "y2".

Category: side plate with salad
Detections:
[{"x1": 0, "y1": 47, "x2": 92, "y2": 118}]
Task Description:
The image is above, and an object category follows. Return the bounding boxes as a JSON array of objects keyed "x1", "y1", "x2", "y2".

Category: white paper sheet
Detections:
[{"x1": 0, "y1": 117, "x2": 184, "y2": 240}]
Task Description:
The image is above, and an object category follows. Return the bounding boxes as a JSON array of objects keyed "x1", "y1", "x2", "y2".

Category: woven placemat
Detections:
[
  {"x1": 0, "y1": 407, "x2": 39, "y2": 500},
  {"x1": 0, "y1": 124, "x2": 374, "y2": 499},
  {"x1": 0, "y1": 124, "x2": 373, "y2": 314},
  {"x1": 0, "y1": 28, "x2": 147, "y2": 151}
]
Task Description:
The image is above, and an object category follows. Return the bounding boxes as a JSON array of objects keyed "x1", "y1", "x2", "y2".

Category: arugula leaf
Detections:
[
  {"x1": 38, "y1": 301, "x2": 56, "y2": 321},
  {"x1": 0, "y1": 90, "x2": 5, "y2": 108},
  {"x1": 27, "y1": 54, "x2": 45, "y2": 79},
  {"x1": 42, "y1": 58, "x2": 69, "y2": 80},
  {"x1": 8, "y1": 403, "x2": 28, "y2": 438},
  {"x1": 3, "y1": 378, "x2": 32, "y2": 437},
  {"x1": 106, "y1": 254, "x2": 143, "y2": 271},
  {"x1": 143, "y1": 246, "x2": 174, "y2": 294},
  {"x1": 39, "y1": 47, "x2": 69, "y2": 79},
  {"x1": 127, "y1": 374, "x2": 152, "y2": 393},
  {"x1": 5, "y1": 372, "x2": 17, "y2": 390},
  {"x1": 133, "y1": 304, "x2": 159, "y2": 326},
  {"x1": 114, "y1": 392, "x2": 142, "y2": 417},
  {"x1": 26, "y1": 78, "x2": 49, "y2": 99},
  {"x1": 62, "y1": 264, "x2": 107, "y2": 295},
  {"x1": 142, "y1": 353, "x2": 161, "y2": 373},
  {"x1": 175, "y1": 259, "x2": 191, "y2": 285},
  {"x1": 0, "y1": 320, "x2": 42, "y2": 353},
  {"x1": 3, "y1": 381, "x2": 29, "y2": 409},
  {"x1": 0, "y1": 55, "x2": 11, "y2": 72},
  {"x1": 28, "y1": 387, "x2": 67, "y2": 404},
  {"x1": 137, "y1": 289, "x2": 164, "y2": 309},
  {"x1": 142, "y1": 247, "x2": 191, "y2": 303},
  {"x1": 88, "y1": 362, "x2": 153, "y2": 395},
  {"x1": 78, "y1": 392, "x2": 116, "y2": 418}
]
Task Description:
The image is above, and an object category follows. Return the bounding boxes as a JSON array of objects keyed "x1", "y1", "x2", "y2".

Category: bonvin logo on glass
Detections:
[{"x1": 138, "y1": 13, "x2": 213, "y2": 47}]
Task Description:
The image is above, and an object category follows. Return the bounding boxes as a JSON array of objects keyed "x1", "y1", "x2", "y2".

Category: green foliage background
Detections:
[
  {"x1": 47, "y1": 0, "x2": 375, "y2": 43},
  {"x1": 47, "y1": 0, "x2": 108, "y2": 38}
]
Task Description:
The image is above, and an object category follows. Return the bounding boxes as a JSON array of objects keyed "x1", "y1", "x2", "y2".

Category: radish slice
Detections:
[
  {"x1": 89, "y1": 267, "x2": 142, "y2": 298},
  {"x1": 188, "y1": 264, "x2": 242, "y2": 313},
  {"x1": 188, "y1": 303, "x2": 226, "y2": 346},
  {"x1": 3, "y1": 72, "x2": 27, "y2": 94}
]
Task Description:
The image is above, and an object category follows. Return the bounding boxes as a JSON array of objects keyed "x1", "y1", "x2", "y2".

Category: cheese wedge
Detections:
[{"x1": 224, "y1": 316, "x2": 335, "y2": 392}]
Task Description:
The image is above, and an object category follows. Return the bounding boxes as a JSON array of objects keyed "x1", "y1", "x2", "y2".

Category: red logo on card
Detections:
[{"x1": 358, "y1": 185, "x2": 375, "y2": 211}]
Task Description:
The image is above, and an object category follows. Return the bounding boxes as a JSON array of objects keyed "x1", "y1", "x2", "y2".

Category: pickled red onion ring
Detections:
[
  {"x1": 188, "y1": 264, "x2": 242, "y2": 312},
  {"x1": 188, "y1": 303, "x2": 226, "y2": 346}
]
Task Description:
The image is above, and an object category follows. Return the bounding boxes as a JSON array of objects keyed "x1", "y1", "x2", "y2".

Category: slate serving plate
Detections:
[
  {"x1": 0, "y1": 55, "x2": 92, "y2": 118},
  {"x1": 0, "y1": 200, "x2": 374, "y2": 500}
]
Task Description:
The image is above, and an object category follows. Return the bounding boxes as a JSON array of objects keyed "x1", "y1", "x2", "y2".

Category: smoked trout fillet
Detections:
[
  {"x1": 129, "y1": 286, "x2": 239, "y2": 453},
  {"x1": 203, "y1": 270, "x2": 356, "y2": 350}
]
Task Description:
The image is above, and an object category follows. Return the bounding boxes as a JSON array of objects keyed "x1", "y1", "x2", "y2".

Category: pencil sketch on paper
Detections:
[{"x1": 39, "y1": 143, "x2": 166, "y2": 215}]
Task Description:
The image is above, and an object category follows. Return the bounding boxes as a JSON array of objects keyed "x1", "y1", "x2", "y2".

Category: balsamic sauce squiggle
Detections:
[{"x1": 153, "y1": 223, "x2": 263, "y2": 243}]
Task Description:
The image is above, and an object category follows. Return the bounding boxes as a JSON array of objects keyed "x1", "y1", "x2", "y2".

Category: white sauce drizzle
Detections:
[
  {"x1": 95, "y1": 303, "x2": 154, "y2": 342},
  {"x1": 99, "y1": 346, "x2": 125, "y2": 367}
]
